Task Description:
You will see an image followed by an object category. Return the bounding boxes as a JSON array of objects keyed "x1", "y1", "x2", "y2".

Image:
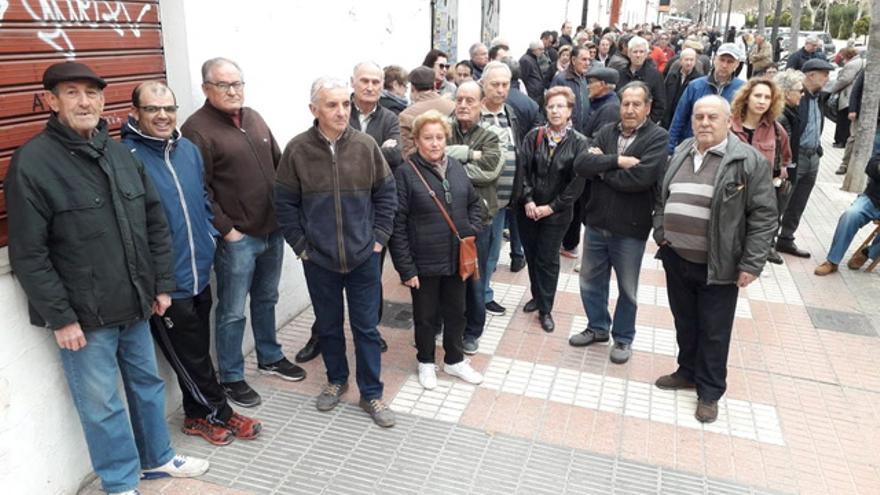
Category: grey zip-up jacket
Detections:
[{"x1": 653, "y1": 134, "x2": 777, "y2": 284}]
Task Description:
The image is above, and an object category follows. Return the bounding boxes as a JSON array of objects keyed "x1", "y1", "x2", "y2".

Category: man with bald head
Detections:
[
  {"x1": 182, "y1": 58, "x2": 303, "y2": 409},
  {"x1": 446, "y1": 81, "x2": 502, "y2": 352},
  {"x1": 124, "y1": 81, "x2": 263, "y2": 445},
  {"x1": 653, "y1": 95, "x2": 776, "y2": 423}
]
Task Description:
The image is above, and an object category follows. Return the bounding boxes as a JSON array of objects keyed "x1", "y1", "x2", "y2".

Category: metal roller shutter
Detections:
[{"x1": 0, "y1": 0, "x2": 165, "y2": 247}]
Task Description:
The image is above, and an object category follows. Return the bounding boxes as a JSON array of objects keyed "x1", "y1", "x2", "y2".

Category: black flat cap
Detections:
[
  {"x1": 42, "y1": 61, "x2": 107, "y2": 90},
  {"x1": 801, "y1": 59, "x2": 835, "y2": 73},
  {"x1": 409, "y1": 66, "x2": 436, "y2": 90},
  {"x1": 585, "y1": 66, "x2": 619, "y2": 85}
]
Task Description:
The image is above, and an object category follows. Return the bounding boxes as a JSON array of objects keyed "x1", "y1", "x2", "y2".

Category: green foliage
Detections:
[
  {"x1": 854, "y1": 16, "x2": 871, "y2": 38},
  {"x1": 829, "y1": 4, "x2": 860, "y2": 39},
  {"x1": 745, "y1": 13, "x2": 757, "y2": 28},
  {"x1": 766, "y1": 10, "x2": 793, "y2": 28}
]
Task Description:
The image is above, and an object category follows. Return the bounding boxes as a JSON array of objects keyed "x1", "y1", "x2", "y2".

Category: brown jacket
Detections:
[
  {"x1": 398, "y1": 91, "x2": 455, "y2": 158},
  {"x1": 181, "y1": 101, "x2": 281, "y2": 236}
]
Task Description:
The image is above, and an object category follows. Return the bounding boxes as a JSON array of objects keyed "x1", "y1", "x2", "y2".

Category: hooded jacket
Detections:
[
  {"x1": 7, "y1": 116, "x2": 175, "y2": 330},
  {"x1": 275, "y1": 125, "x2": 397, "y2": 274},
  {"x1": 654, "y1": 134, "x2": 778, "y2": 284},
  {"x1": 122, "y1": 119, "x2": 219, "y2": 300}
]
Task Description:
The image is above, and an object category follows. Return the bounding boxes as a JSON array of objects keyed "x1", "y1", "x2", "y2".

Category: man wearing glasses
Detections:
[
  {"x1": 182, "y1": 58, "x2": 305, "y2": 409},
  {"x1": 123, "y1": 81, "x2": 263, "y2": 446}
]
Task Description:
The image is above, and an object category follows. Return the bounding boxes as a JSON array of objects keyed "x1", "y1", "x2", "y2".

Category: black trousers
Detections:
[
  {"x1": 660, "y1": 247, "x2": 739, "y2": 402},
  {"x1": 834, "y1": 106, "x2": 851, "y2": 146},
  {"x1": 411, "y1": 275, "x2": 465, "y2": 365},
  {"x1": 150, "y1": 286, "x2": 233, "y2": 423},
  {"x1": 517, "y1": 210, "x2": 569, "y2": 314},
  {"x1": 562, "y1": 194, "x2": 586, "y2": 251}
]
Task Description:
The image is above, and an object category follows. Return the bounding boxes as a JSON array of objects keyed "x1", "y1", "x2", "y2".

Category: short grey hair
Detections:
[
  {"x1": 201, "y1": 57, "x2": 243, "y2": 83},
  {"x1": 469, "y1": 42, "x2": 488, "y2": 57},
  {"x1": 628, "y1": 36, "x2": 649, "y2": 50},
  {"x1": 680, "y1": 48, "x2": 697, "y2": 59},
  {"x1": 352, "y1": 61, "x2": 383, "y2": 77},
  {"x1": 529, "y1": 40, "x2": 543, "y2": 51},
  {"x1": 805, "y1": 35, "x2": 820, "y2": 44},
  {"x1": 490, "y1": 36, "x2": 508, "y2": 48},
  {"x1": 481, "y1": 61, "x2": 511, "y2": 80},
  {"x1": 693, "y1": 94, "x2": 731, "y2": 117},
  {"x1": 774, "y1": 69, "x2": 806, "y2": 93},
  {"x1": 310, "y1": 77, "x2": 351, "y2": 104},
  {"x1": 456, "y1": 80, "x2": 484, "y2": 99}
]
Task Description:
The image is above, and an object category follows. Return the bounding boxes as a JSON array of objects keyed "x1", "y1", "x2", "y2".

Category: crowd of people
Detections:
[{"x1": 6, "y1": 17, "x2": 880, "y2": 495}]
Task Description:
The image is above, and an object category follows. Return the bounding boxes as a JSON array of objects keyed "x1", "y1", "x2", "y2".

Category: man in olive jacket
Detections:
[
  {"x1": 7, "y1": 62, "x2": 208, "y2": 493},
  {"x1": 652, "y1": 95, "x2": 776, "y2": 424}
]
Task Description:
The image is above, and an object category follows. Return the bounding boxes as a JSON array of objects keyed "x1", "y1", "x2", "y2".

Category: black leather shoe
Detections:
[
  {"x1": 776, "y1": 241, "x2": 811, "y2": 258},
  {"x1": 766, "y1": 249, "x2": 783, "y2": 265},
  {"x1": 380, "y1": 337, "x2": 388, "y2": 353},
  {"x1": 523, "y1": 299, "x2": 539, "y2": 313},
  {"x1": 539, "y1": 312, "x2": 555, "y2": 332},
  {"x1": 295, "y1": 336, "x2": 320, "y2": 363},
  {"x1": 510, "y1": 257, "x2": 526, "y2": 272}
]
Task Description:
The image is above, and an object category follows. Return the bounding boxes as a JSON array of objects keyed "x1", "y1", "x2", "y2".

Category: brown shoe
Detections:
[
  {"x1": 654, "y1": 372, "x2": 696, "y2": 390},
  {"x1": 814, "y1": 261, "x2": 839, "y2": 276},
  {"x1": 695, "y1": 399, "x2": 718, "y2": 423},
  {"x1": 847, "y1": 249, "x2": 869, "y2": 270}
]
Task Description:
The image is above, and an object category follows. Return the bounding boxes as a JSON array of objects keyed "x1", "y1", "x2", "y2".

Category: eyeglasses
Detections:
[
  {"x1": 441, "y1": 178, "x2": 452, "y2": 204},
  {"x1": 137, "y1": 105, "x2": 178, "y2": 114},
  {"x1": 205, "y1": 81, "x2": 245, "y2": 92},
  {"x1": 546, "y1": 104, "x2": 569, "y2": 112},
  {"x1": 436, "y1": 63, "x2": 451, "y2": 70}
]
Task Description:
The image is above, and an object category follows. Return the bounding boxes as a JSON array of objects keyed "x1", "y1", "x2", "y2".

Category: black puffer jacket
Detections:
[
  {"x1": 389, "y1": 153, "x2": 482, "y2": 281},
  {"x1": 513, "y1": 127, "x2": 587, "y2": 225}
]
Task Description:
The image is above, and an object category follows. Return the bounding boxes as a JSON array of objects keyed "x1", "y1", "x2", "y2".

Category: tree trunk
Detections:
[
  {"x1": 725, "y1": 0, "x2": 734, "y2": 34},
  {"x1": 842, "y1": 0, "x2": 880, "y2": 192},
  {"x1": 758, "y1": 0, "x2": 766, "y2": 36},
  {"x1": 790, "y1": 0, "x2": 802, "y2": 56},
  {"x1": 771, "y1": 0, "x2": 784, "y2": 50}
]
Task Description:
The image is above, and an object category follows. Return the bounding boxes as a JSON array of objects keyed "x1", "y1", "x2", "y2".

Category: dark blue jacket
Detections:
[
  {"x1": 667, "y1": 71, "x2": 744, "y2": 153},
  {"x1": 583, "y1": 92, "x2": 620, "y2": 139},
  {"x1": 507, "y1": 86, "x2": 542, "y2": 141},
  {"x1": 122, "y1": 119, "x2": 218, "y2": 299},
  {"x1": 551, "y1": 67, "x2": 591, "y2": 135}
]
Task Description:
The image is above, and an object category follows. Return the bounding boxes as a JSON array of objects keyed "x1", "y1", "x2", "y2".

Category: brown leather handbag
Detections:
[{"x1": 407, "y1": 160, "x2": 479, "y2": 281}]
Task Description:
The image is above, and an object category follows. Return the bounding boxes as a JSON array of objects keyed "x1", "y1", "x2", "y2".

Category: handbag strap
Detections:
[
  {"x1": 773, "y1": 122, "x2": 783, "y2": 173},
  {"x1": 406, "y1": 160, "x2": 461, "y2": 239}
]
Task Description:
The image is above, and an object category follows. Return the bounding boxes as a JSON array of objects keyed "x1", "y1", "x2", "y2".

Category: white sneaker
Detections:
[
  {"x1": 141, "y1": 454, "x2": 209, "y2": 480},
  {"x1": 444, "y1": 359, "x2": 483, "y2": 384},
  {"x1": 418, "y1": 362, "x2": 437, "y2": 390},
  {"x1": 110, "y1": 490, "x2": 140, "y2": 495}
]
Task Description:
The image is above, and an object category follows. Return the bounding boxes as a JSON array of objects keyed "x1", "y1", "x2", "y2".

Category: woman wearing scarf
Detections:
[{"x1": 513, "y1": 86, "x2": 587, "y2": 332}]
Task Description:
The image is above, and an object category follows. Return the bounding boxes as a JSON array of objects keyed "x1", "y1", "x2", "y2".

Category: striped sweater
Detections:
[{"x1": 662, "y1": 151, "x2": 723, "y2": 264}]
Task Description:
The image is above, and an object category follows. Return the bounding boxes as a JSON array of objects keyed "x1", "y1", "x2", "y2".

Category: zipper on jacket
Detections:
[
  {"x1": 331, "y1": 150, "x2": 348, "y2": 272},
  {"x1": 163, "y1": 141, "x2": 199, "y2": 295}
]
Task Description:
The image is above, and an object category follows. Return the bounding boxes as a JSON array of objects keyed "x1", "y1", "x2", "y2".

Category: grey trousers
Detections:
[{"x1": 779, "y1": 149, "x2": 821, "y2": 242}]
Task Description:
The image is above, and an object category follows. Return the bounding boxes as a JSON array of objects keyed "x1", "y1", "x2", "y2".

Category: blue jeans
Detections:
[
  {"x1": 579, "y1": 226, "x2": 646, "y2": 344},
  {"x1": 826, "y1": 194, "x2": 880, "y2": 264},
  {"x1": 60, "y1": 320, "x2": 174, "y2": 493},
  {"x1": 506, "y1": 206, "x2": 525, "y2": 259},
  {"x1": 303, "y1": 253, "x2": 384, "y2": 400},
  {"x1": 483, "y1": 209, "x2": 508, "y2": 304},
  {"x1": 214, "y1": 231, "x2": 285, "y2": 383},
  {"x1": 465, "y1": 224, "x2": 491, "y2": 340}
]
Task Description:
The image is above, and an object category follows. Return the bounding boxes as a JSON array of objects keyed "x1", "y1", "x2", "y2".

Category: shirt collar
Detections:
[
  {"x1": 692, "y1": 137, "x2": 728, "y2": 159},
  {"x1": 618, "y1": 119, "x2": 647, "y2": 138}
]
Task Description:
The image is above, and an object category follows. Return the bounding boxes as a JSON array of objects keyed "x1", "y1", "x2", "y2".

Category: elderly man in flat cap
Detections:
[
  {"x1": 6, "y1": 61, "x2": 209, "y2": 494},
  {"x1": 777, "y1": 58, "x2": 836, "y2": 258},
  {"x1": 398, "y1": 65, "x2": 456, "y2": 158},
  {"x1": 583, "y1": 66, "x2": 621, "y2": 138}
]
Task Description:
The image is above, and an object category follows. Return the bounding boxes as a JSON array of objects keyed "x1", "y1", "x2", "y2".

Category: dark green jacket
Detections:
[
  {"x1": 446, "y1": 119, "x2": 502, "y2": 222},
  {"x1": 7, "y1": 116, "x2": 175, "y2": 330}
]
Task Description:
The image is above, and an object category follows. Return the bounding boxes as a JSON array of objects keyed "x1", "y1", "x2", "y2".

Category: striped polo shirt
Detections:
[
  {"x1": 663, "y1": 146, "x2": 726, "y2": 264},
  {"x1": 481, "y1": 107, "x2": 516, "y2": 207}
]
